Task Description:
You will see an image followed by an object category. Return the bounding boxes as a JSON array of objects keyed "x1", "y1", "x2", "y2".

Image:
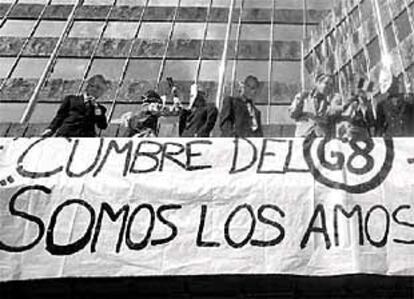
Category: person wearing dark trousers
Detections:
[
  {"x1": 219, "y1": 75, "x2": 263, "y2": 138},
  {"x1": 375, "y1": 78, "x2": 414, "y2": 137},
  {"x1": 42, "y1": 74, "x2": 109, "y2": 137},
  {"x1": 179, "y1": 84, "x2": 218, "y2": 137}
]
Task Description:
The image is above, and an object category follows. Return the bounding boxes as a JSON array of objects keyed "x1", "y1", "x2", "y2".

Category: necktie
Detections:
[{"x1": 246, "y1": 100, "x2": 258, "y2": 132}]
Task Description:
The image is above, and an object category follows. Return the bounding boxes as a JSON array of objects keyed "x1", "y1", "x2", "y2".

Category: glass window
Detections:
[
  {"x1": 33, "y1": 21, "x2": 66, "y2": 37},
  {"x1": 88, "y1": 58, "x2": 125, "y2": 81},
  {"x1": 0, "y1": 57, "x2": 16, "y2": 78},
  {"x1": 49, "y1": 58, "x2": 89, "y2": 79},
  {"x1": 83, "y1": 0, "x2": 114, "y2": 5},
  {"x1": 162, "y1": 59, "x2": 197, "y2": 81},
  {"x1": 0, "y1": 103, "x2": 26, "y2": 123},
  {"x1": 148, "y1": 0, "x2": 179, "y2": 6},
  {"x1": 180, "y1": 0, "x2": 211, "y2": 6},
  {"x1": 172, "y1": 22, "x2": 205, "y2": 40},
  {"x1": 18, "y1": 0, "x2": 48, "y2": 3},
  {"x1": 117, "y1": 0, "x2": 146, "y2": 6},
  {"x1": 10, "y1": 58, "x2": 48, "y2": 78},
  {"x1": 104, "y1": 22, "x2": 138, "y2": 39},
  {"x1": 138, "y1": 22, "x2": 171, "y2": 39},
  {"x1": 125, "y1": 59, "x2": 161, "y2": 81},
  {"x1": 51, "y1": 0, "x2": 77, "y2": 3},
  {"x1": 69, "y1": 21, "x2": 105, "y2": 38},
  {"x1": 206, "y1": 23, "x2": 237, "y2": 40},
  {"x1": 0, "y1": 20, "x2": 36, "y2": 37}
]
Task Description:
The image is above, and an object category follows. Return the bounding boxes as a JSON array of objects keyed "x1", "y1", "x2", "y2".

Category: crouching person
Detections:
[{"x1": 122, "y1": 90, "x2": 163, "y2": 137}]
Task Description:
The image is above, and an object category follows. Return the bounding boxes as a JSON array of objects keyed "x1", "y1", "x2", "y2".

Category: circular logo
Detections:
[{"x1": 303, "y1": 135, "x2": 394, "y2": 194}]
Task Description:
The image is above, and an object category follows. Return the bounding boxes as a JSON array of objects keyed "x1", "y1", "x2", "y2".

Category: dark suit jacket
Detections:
[
  {"x1": 48, "y1": 95, "x2": 108, "y2": 137},
  {"x1": 179, "y1": 104, "x2": 218, "y2": 137},
  {"x1": 219, "y1": 96, "x2": 263, "y2": 137},
  {"x1": 375, "y1": 93, "x2": 414, "y2": 137}
]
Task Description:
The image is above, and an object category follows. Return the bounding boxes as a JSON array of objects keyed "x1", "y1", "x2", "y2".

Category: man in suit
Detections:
[
  {"x1": 42, "y1": 74, "x2": 109, "y2": 137},
  {"x1": 219, "y1": 75, "x2": 263, "y2": 137},
  {"x1": 375, "y1": 77, "x2": 414, "y2": 137},
  {"x1": 179, "y1": 84, "x2": 218, "y2": 137}
]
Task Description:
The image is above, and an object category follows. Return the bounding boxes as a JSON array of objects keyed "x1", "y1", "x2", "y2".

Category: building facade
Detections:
[
  {"x1": 0, "y1": 0, "x2": 331, "y2": 126},
  {"x1": 304, "y1": 0, "x2": 414, "y2": 96}
]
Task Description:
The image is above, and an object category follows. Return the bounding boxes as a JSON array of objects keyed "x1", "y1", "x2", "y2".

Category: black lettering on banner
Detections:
[
  {"x1": 46, "y1": 199, "x2": 96, "y2": 255},
  {"x1": 230, "y1": 138, "x2": 257, "y2": 174},
  {"x1": 317, "y1": 138, "x2": 345, "y2": 171},
  {"x1": 125, "y1": 204, "x2": 155, "y2": 251},
  {"x1": 300, "y1": 204, "x2": 331, "y2": 249},
  {"x1": 303, "y1": 135, "x2": 395, "y2": 194},
  {"x1": 66, "y1": 138, "x2": 104, "y2": 178},
  {"x1": 251, "y1": 205, "x2": 285, "y2": 247},
  {"x1": 334, "y1": 204, "x2": 364, "y2": 246},
  {"x1": 392, "y1": 205, "x2": 414, "y2": 245},
  {"x1": 186, "y1": 140, "x2": 212, "y2": 171},
  {"x1": 364, "y1": 205, "x2": 390, "y2": 248},
  {"x1": 0, "y1": 185, "x2": 50, "y2": 252},
  {"x1": 151, "y1": 205, "x2": 182, "y2": 246},
  {"x1": 284, "y1": 140, "x2": 310, "y2": 173},
  {"x1": 197, "y1": 205, "x2": 220, "y2": 247},
  {"x1": 130, "y1": 141, "x2": 163, "y2": 173},
  {"x1": 224, "y1": 204, "x2": 256, "y2": 249},
  {"x1": 346, "y1": 139, "x2": 375, "y2": 175},
  {"x1": 91, "y1": 203, "x2": 130, "y2": 253},
  {"x1": 257, "y1": 139, "x2": 288, "y2": 174},
  {"x1": 93, "y1": 140, "x2": 133, "y2": 177},
  {"x1": 16, "y1": 138, "x2": 68, "y2": 179},
  {"x1": 159, "y1": 142, "x2": 186, "y2": 171}
]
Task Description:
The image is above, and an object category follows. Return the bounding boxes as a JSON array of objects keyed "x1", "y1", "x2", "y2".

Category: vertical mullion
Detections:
[
  {"x1": 0, "y1": 0, "x2": 18, "y2": 29},
  {"x1": 20, "y1": 0, "x2": 85, "y2": 124},
  {"x1": 0, "y1": 0, "x2": 52, "y2": 92},
  {"x1": 267, "y1": 0, "x2": 275, "y2": 125},
  {"x1": 107, "y1": 0, "x2": 150, "y2": 123},
  {"x1": 301, "y1": 0, "x2": 308, "y2": 92},
  {"x1": 230, "y1": 0, "x2": 244, "y2": 96},
  {"x1": 215, "y1": 0, "x2": 236, "y2": 109},
  {"x1": 195, "y1": 0, "x2": 213, "y2": 85},
  {"x1": 77, "y1": 0, "x2": 118, "y2": 93},
  {"x1": 384, "y1": 0, "x2": 407, "y2": 80},
  {"x1": 357, "y1": 3, "x2": 371, "y2": 80},
  {"x1": 156, "y1": 0, "x2": 182, "y2": 89}
]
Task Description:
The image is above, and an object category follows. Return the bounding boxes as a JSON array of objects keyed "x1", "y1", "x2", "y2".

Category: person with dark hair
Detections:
[
  {"x1": 42, "y1": 74, "x2": 108, "y2": 137},
  {"x1": 219, "y1": 75, "x2": 263, "y2": 137},
  {"x1": 179, "y1": 84, "x2": 218, "y2": 137},
  {"x1": 375, "y1": 78, "x2": 414, "y2": 137},
  {"x1": 335, "y1": 89, "x2": 375, "y2": 141},
  {"x1": 122, "y1": 89, "x2": 163, "y2": 137},
  {"x1": 289, "y1": 73, "x2": 340, "y2": 138}
]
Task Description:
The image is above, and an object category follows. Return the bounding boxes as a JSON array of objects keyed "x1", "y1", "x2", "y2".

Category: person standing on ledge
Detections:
[
  {"x1": 289, "y1": 73, "x2": 339, "y2": 138},
  {"x1": 219, "y1": 75, "x2": 263, "y2": 137},
  {"x1": 42, "y1": 74, "x2": 109, "y2": 137},
  {"x1": 179, "y1": 84, "x2": 218, "y2": 137}
]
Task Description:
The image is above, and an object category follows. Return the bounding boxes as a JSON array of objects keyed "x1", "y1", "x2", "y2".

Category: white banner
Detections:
[{"x1": 0, "y1": 137, "x2": 414, "y2": 281}]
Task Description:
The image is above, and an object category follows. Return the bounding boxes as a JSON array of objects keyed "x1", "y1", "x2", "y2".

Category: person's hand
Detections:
[
  {"x1": 171, "y1": 86, "x2": 178, "y2": 97},
  {"x1": 294, "y1": 93, "x2": 305, "y2": 105},
  {"x1": 41, "y1": 129, "x2": 54, "y2": 137},
  {"x1": 94, "y1": 105, "x2": 103, "y2": 116}
]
